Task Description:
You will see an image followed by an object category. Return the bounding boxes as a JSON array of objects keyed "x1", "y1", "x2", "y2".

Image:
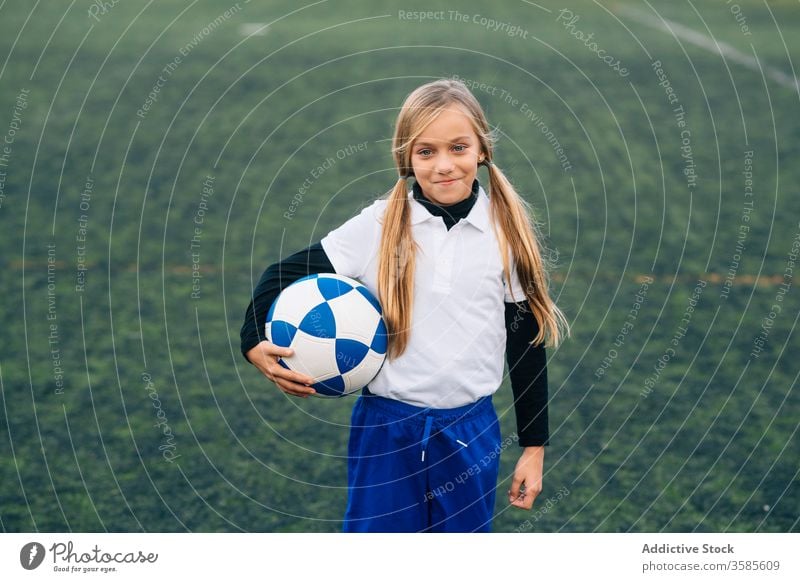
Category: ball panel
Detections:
[
  {"x1": 370, "y1": 319, "x2": 388, "y2": 355},
  {"x1": 312, "y1": 374, "x2": 346, "y2": 397},
  {"x1": 317, "y1": 276, "x2": 354, "y2": 301},
  {"x1": 356, "y1": 285, "x2": 383, "y2": 315},
  {"x1": 267, "y1": 320, "x2": 297, "y2": 348},
  {"x1": 298, "y1": 301, "x2": 336, "y2": 339},
  {"x1": 335, "y1": 338, "x2": 370, "y2": 375},
  {"x1": 343, "y1": 349, "x2": 386, "y2": 393},
  {"x1": 283, "y1": 331, "x2": 339, "y2": 378},
  {"x1": 328, "y1": 291, "x2": 380, "y2": 343},
  {"x1": 270, "y1": 278, "x2": 326, "y2": 326},
  {"x1": 267, "y1": 298, "x2": 278, "y2": 323}
]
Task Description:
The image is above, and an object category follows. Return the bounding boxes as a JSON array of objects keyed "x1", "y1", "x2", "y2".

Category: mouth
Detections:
[{"x1": 435, "y1": 178, "x2": 460, "y2": 185}]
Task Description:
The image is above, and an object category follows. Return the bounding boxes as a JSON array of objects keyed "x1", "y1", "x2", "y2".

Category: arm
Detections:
[
  {"x1": 240, "y1": 199, "x2": 379, "y2": 360},
  {"x1": 240, "y1": 241, "x2": 334, "y2": 362},
  {"x1": 504, "y1": 300, "x2": 549, "y2": 510},
  {"x1": 241, "y1": 201, "x2": 378, "y2": 394},
  {"x1": 240, "y1": 242, "x2": 335, "y2": 397}
]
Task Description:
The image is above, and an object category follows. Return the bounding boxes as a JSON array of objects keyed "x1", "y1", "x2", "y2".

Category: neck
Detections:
[
  {"x1": 411, "y1": 179, "x2": 480, "y2": 231},
  {"x1": 412, "y1": 179, "x2": 479, "y2": 208}
]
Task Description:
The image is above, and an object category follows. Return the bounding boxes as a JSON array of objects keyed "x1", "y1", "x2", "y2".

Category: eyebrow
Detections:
[{"x1": 414, "y1": 136, "x2": 473, "y2": 147}]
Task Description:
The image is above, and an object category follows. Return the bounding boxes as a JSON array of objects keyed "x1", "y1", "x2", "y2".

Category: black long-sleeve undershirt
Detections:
[
  {"x1": 504, "y1": 302, "x2": 549, "y2": 446},
  {"x1": 240, "y1": 241, "x2": 333, "y2": 364},
  {"x1": 240, "y1": 181, "x2": 550, "y2": 446}
]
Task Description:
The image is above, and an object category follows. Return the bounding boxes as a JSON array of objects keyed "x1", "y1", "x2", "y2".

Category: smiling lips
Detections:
[{"x1": 436, "y1": 178, "x2": 459, "y2": 185}]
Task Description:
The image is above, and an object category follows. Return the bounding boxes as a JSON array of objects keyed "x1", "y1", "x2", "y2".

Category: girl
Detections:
[{"x1": 240, "y1": 78, "x2": 570, "y2": 532}]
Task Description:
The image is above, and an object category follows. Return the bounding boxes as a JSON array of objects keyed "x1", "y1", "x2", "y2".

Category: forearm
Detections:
[{"x1": 505, "y1": 301, "x2": 550, "y2": 447}]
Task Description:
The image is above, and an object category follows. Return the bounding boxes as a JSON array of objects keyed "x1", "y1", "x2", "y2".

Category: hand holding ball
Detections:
[{"x1": 265, "y1": 274, "x2": 387, "y2": 397}]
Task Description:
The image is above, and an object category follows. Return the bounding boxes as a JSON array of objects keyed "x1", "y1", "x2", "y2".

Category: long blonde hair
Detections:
[{"x1": 378, "y1": 78, "x2": 570, "y2": 359}]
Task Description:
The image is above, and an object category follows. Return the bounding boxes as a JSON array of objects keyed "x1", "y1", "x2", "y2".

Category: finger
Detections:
[
  {"x1": 276, "y1": 378, "x2": 316, "y2": 397},
  {"x1": 508, "y1": 475, "x2": 524, "y2": 499},
  {"x1": 508, "y1": 489, "x2": 524, "y2": 505},
  {"x1": 511, "y1": 499, "x2": 529, "y2": 510},
  {"x1": 267, "y1": 350, "x2": 314, "y2": 385},
  {"x1": 256, "y1": 345, "x2": 292, "y2": 363},
  {"x1": 509, "y1": 497, "x2": 528, "y2": 509},
  {"x1": 522, "y1": 490, "x2": 535, "y2": 510},
  {"x1": 277, "y1": 379, "x2": 316, "y2": 396},
  {"x1": 273, "y1": 367, "x2": 315, "y2": 386},
  {"x1": 261, "y1": 365, "x2": 281, "y2": 381},
  {"x1": 278, "y1": 385, "x2": 314, "y2": 398},
  {"x1": 509, "y1": 480, "x2": 530, "y2": 505},
  {"x1": 256, "y1": 343, "x2": 289, "y2": 360},
  {"x1": 521, "y1": 483, "x2": 543, "y2": 509},
  {"x1": 510, "y1": 492, "x2": 533, "y2": 510},
  {"x1": 292, "y1": 371, "x2": 316, "y2": 385}
]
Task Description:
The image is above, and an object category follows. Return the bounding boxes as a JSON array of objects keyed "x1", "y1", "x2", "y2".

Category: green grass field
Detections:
[{"x1": 1, "y1": 0, "x2": 798, "y2": 532}]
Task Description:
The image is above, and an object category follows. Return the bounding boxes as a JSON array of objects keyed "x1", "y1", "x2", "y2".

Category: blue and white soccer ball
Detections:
[{"x1": 265, "y1": 273, "x2": 388, "y2": 397}]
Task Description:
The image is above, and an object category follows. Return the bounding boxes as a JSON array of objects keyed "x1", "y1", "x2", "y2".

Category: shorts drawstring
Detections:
[
  {"x1": 421, "y1": 416, "x2": 434, "y2": 462},
  {"x1": 441, "y1": 425, "x2": 470, "y2": 449},
  {"x1": 420, "y1": 416, "x2": 469, "y2": 463}
]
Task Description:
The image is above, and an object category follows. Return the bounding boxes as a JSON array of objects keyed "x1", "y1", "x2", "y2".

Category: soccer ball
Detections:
[{"x1": 265, "y1": 273, "x2": 387, "y2": 397}]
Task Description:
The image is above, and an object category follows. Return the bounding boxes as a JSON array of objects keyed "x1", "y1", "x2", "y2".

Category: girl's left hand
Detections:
[{"x1": 508, "y1": 446, "x2": 544, "y2": 510}]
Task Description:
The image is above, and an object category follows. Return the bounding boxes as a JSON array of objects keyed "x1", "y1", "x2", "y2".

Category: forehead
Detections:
[{"x1": 414, "y1": 104, "x2": 477, "y2": 144}]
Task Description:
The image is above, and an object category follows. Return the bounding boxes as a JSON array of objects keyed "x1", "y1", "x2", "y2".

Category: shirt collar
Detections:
[{"x1": 408, "y1": 179, "x2": 491, "y2": 232}]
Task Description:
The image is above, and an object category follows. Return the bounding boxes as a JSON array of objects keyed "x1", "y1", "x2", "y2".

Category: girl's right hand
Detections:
[{"x1": 246, "y1": 340, "x2": 316, "y2": 398}]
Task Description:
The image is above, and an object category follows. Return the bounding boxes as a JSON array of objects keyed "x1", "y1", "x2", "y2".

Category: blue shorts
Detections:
[{"x1": 343, "y1": 387, "x2": 502, "y2": 532}]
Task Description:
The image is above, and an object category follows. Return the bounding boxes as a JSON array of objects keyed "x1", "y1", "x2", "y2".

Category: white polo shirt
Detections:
[{"x1": 320, "y1": 185, "x2": 525, "y2": 408}]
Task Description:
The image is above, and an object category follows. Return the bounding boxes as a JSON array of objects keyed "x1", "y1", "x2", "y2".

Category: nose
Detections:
[{"x1": 434, "y1": 152, "x2": 455, "y2": 174}]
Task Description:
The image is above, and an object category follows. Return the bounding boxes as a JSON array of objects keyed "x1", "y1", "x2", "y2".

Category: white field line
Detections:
[
  {"x1": 239, "y1": 22, "x2": 270, "y2": 37},
  {"x1": 619, "y1": 4, "x2": 799, "y2": 92}
]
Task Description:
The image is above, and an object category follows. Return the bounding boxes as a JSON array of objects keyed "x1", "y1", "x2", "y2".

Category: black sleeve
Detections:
[
  {"x1": 240, "y1": 241, "x2": 335, "y2": 364},
  {"x1": 504, "y1": 301, "x2": 550, "y2": 447}
]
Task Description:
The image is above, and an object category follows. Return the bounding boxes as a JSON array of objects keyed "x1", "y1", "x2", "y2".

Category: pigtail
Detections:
[
  {"x1": 377, "y1": 176, "x2": 418, "y2": 360},
  {"x1": 485, "y1": 161, "x2": 571, "y2": 349}
]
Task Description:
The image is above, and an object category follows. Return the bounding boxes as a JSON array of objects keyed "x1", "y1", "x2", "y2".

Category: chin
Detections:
[{"x1": 433, "y1": 186, "x2": 469, "y2": 205}]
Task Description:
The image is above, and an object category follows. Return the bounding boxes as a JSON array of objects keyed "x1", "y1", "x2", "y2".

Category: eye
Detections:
[
  {"x1": 452, "y1": 144, "x2": 467, "y2": 152},
  {"x1": 418, "y1": 148, "x2": 433, "y2": 157}
]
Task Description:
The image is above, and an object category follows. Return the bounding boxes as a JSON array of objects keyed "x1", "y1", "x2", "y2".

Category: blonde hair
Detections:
[{"x1": 378, "y1": 78, "x2": 570, "y2": 359}]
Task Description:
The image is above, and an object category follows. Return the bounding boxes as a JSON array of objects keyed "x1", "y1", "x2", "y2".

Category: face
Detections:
[{"x1": 409, "y1": 104, "x2": 484, "y2": 206}]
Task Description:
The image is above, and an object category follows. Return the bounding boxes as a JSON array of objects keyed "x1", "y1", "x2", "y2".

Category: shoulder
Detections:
[
  {"x1": 368, "y1": 197, "x2": 390, "y2": 219},
  {"x1": 354, "y1": 193, "x2": 413, "y2": 226},
  {"x1": 322, "y1": 196, "x2": 389, "y2": 244},
  {"x1": 351, "y1": 196, "x2": 390, "y2": 221},
  {"x1": 331, "y1": 188, "x2": 417, "y2": 230},
  {"x1": 321, "y1": 195, "x2": 392, "y2": 278}
]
